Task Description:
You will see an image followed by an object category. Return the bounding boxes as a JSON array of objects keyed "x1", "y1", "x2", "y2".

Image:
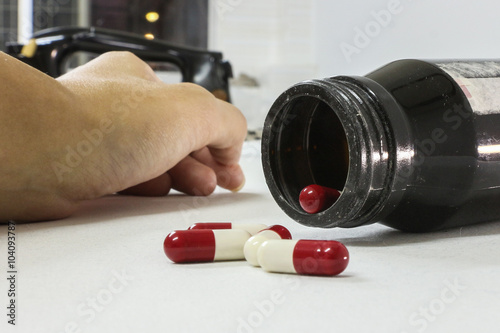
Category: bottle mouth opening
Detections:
[
  {"x1": 266, "y1": 94, "x2": 350, "y2": 216},
  {"x1": 263, "y1": 78, "x2": 400, "y2": 228}
]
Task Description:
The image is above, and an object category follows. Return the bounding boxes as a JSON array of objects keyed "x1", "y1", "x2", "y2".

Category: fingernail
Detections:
[{"x1": 230, "y1": 176, "x2": 246, "y2": 192}]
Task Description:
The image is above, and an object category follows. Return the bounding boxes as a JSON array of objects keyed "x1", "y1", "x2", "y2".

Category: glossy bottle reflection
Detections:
[{"x1": 262, "y1": 59, "x2": 500, "y2": 232}]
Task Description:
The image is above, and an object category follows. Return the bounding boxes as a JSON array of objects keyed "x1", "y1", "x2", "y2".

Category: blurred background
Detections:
[{"x1": 2, "y1": 0, "x2": 500, "y2": 130}]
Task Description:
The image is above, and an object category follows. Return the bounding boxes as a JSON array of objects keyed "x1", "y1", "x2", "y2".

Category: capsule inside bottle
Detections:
[{"x1": 266, "y1": 95, "x2": 350, "y2": 214}]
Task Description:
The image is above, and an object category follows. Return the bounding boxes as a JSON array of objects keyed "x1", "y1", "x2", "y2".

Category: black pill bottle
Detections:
[{"x1": 261, "y1": 59, "x2": 500, "y2": 232}]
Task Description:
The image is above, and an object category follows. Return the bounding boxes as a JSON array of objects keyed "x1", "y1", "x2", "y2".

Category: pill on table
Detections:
[
  {"x1": 299, "y1": 184, "x2": 341, "y2": 214},
  {"x1": 244, "y1": 225, "x2": 292, "y2": 266},
  {"x1": 164, "y1": 229, "x2": 251, "y2": 263},
  {"x1": 257, "y1": 239, "x2": 349, "y2": 276},
  {"x1": 188, "y1": 222, "x2": 267, "y2": 235}
]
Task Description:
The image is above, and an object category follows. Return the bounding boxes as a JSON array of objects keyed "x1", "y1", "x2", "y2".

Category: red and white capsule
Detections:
[
  {"x1": 244, "y1": 225, "x2": 292, "y2": 267},
  {"x1": 188, "y1": 222, "x2": 267, "y2": 236},
  {"x1": 299, "y1": 184, "x2": 341, "y2": 214},
  {"x1": 257, "y1": 239, "x2": 349, "y2": 276},
  {"x1": 164, "y1": 229, "x2": 251, "y2": 263}
]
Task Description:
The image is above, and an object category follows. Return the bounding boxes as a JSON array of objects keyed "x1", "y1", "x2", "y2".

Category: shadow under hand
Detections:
[{"x1": 14, "y1": 192, "x2": 263, "y2": 230}]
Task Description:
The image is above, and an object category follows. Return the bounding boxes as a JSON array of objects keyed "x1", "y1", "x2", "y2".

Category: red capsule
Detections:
[
  {"x1": 257, "y1": 239, "x2": 349, "y2": 276},
  {"x1": 188, "y1": 222, "x2": 232, "y2": 230},
  {"x1": 293, "y1": 240, "x2": 349, "y2": 276},
  {"x1": 299, "y1": 184, "x2": 341, "y2": 214},
  {"x1": 188, "y1": 222, "x2": 267, "y2": 235},
  {"x1": 164, "y1": 229, "x2": 251, "y2": 263}
]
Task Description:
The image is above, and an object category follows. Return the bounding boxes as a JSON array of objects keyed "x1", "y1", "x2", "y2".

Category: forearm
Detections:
[{"x1": 0, "y1": 52, "x2": 92, "y2": 220}]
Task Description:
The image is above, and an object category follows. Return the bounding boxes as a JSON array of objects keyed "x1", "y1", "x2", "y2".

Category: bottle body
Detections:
[{"x1": 261, "y1": 59, "x2": 500, "y2": 232}]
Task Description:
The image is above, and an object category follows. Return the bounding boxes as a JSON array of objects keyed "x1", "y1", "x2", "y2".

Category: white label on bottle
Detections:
[{"x1": 435, "y1": 61, "x2": 500, "y2": 115}]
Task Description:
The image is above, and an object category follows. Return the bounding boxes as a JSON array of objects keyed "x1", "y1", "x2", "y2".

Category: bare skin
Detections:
[{"x1": 0, "y1": 51, "x2": 247, "y2": 221}]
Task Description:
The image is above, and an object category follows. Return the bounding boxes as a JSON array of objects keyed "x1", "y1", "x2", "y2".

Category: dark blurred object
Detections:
[
  {"x1": 92, "y1": 0, "x2": 208, "y2": 49},
  {"x1": 5, "y1": 26, "x2": 232, "y2": 102}
]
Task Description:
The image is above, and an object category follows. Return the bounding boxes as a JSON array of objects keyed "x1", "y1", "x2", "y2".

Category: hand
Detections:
[{"x1": 0, "y1": 51, "x2": 247, "y2": 221}]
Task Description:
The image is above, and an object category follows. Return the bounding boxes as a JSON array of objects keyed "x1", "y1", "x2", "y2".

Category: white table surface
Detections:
[{"x1": 1, "y1": 140, "x2": 499, "y2": 333}]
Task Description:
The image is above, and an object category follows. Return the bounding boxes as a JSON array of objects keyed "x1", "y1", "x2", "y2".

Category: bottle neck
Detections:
[{"x1": 261, "y1": 76, "x2": 409, "y2": 228}]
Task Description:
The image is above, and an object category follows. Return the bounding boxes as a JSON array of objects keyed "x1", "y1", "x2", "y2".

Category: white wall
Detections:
[
  {"x1": 314, "y1": 0, "x2": 500, "y2": 76},
  {"x1": 209, "y1": 0, "x2": 500, "y2": 130},
  {"x1": 209, "y1": 0, "x2": 317, "y2": 130}
]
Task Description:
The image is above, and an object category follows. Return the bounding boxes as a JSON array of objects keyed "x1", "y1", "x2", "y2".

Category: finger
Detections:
[
  {"x1": 169, "y1": 156, "x2": 217, "y2": 196},
  {"x1": 206, "y1": 98, "x2": 247, "y2": 164},
  {"x1": 191, "y1": 147, "x2": 245, "y2": 191},
  {"x1": 118, "y1": 172, "x2": 172, "y2": 196}
]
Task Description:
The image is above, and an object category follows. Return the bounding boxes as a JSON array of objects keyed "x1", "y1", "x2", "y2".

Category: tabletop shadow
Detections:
[
  {"x1": 7, "y1": 192, "x2": 264, "y2": 230},
  {"x1": 333, "y1": 220, "x2": 500, "y2": 247}
]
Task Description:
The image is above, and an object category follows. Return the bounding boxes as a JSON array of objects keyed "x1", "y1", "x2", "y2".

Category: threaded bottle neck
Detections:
[{"x1": 261, "y1": 76, "x2": 401, "y2": 228}]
